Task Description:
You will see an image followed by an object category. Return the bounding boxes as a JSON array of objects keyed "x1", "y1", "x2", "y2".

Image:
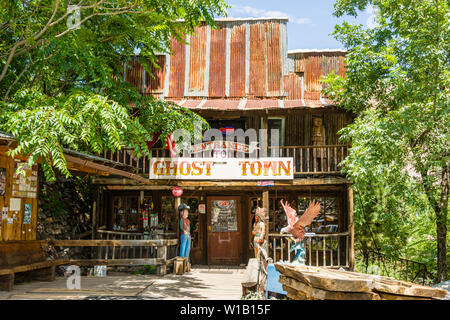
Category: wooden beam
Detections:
[
  {"x1": 93, "y1": 177, "x2": 350, "y2": 187},
  {"x1": 67, "y1": 162, "x2": 110, "y2": 176},
  {"x1": 64, "y1": 154, "x2": 148, "y2": 183},
  {"x1": 3, "y1": 239, "x2": 178, "y2": 247},
  {"x1": 262, "y1": 189, "x2": 269, "y2": 245},
  {"x1": 262, "y1": 115, "x2": 268, "y2": 158},
  {"x1": 68, "y1": 259, "x2": 164, "y2": 266},
  {"x1": 347, "y1": 184, "x2": 355, "y2": 270}
]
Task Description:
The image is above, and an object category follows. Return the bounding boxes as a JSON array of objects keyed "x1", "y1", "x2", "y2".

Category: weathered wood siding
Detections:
[{"x1": 0, "y1": 149, "x2": 38, "y2": 241}]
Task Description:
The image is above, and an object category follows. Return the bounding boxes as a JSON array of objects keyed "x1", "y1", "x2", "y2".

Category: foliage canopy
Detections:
[
  {"x1": 0, "y1": 0, "x2": 228, "y2": 180},
  {"x1": 323, "y1": 0, "x2": 449, "y2": 281}
]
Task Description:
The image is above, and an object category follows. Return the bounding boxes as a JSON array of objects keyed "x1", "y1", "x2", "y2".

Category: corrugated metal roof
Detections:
[
  {"x1": 124, "y1": 18, "x2": 345, "y2": 109},
  {"x1": 168, "y1": 98, "x2": 332, "y2": 110}
]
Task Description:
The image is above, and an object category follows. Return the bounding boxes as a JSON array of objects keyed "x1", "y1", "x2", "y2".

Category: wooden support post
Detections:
[
  {"x1": 174, "y1": 196, "x2": 181, "y2": 246},
  {"x1": 0, "y1": 274, "x2": 14, "y2": 291},
  {"x1": 348, "y1": 184, "x2": 355, "y2": 270},
  {"x1": 262, "y1": 189, "x2": 269, "y2": 245},
  {"x1": 262, "y1": 116, "x2": 268, "y2": 158},
  {"x1": 30, "y1": 266, "x2": 56, "y2": 281},
  {"x1": 157, "y1": 246, "x2": 167, "y2": 276}
]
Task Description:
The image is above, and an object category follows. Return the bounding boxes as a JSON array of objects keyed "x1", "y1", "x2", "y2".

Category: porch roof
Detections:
[{"x1": 167, "y1": 98, "x2": 336, "y2": 110}]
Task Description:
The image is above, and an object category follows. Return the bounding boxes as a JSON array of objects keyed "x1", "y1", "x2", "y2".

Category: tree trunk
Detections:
[{"x1": 436, "y1": 165, "x2": 448, "y2": 283}]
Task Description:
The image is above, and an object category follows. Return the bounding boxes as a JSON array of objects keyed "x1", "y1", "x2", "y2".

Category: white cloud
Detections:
[
  {"x1": 365, "y1": 5, "x2": 379, "y2": 28},
  {"x1": 229, "y1": 4, "x2": 311, "y2": 25}
]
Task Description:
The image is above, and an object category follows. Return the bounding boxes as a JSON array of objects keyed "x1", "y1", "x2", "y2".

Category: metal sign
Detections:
[{"x1": 149, "y1": 157, "x2": 293, "y2": 180}]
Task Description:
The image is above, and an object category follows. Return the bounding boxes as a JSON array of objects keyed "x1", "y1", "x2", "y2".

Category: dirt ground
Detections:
[{"x1": 0, "y1": 266, "x2": 246, "y2": 300}]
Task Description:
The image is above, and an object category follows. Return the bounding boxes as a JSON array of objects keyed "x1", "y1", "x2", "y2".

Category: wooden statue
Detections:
[
  {"x1": 312, "y1": 117, "x2": 326, "y2": 145},
  {"x1": 252, "y1": 207, "x2": 266, "y2": 258},
  {"x1": 312, "y1": 117, "x2": 326, "y2": 171},
  {"x1": 280, "y1": 199, "x2": 321, "y2": 264}
]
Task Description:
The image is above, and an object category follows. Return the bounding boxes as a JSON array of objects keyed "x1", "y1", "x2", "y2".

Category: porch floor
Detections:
[{"x1": 0, "y1": 266, "x2": 245, "y2": 300}]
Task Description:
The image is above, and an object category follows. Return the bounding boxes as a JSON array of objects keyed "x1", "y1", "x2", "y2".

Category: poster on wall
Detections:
[
  {"x1": 9, "y1": 197, "x2": 21, "y2": 211},
  {"x1": 210, "y1": 200, "x2": 238, "y2": 232},
  {"x1": 0, "y1": 167, "x2": 6, "y2": 196},
  {"x1": 23, "y1": 203, "x2": 32, "y2": 224},
  {"x1": 1, "y1": 207, "x2": 7, "y2": 220},
  {"x1": 12, "y1": 160, "x2": 38, "y2": 198}
]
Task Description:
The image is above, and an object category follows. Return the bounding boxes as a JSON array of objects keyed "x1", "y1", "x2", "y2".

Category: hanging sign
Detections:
[
  {"x1": 257, "y1": 181, "x2": 275, "y2": 187},
  {"x1": 198, "y1": 204, "x2": 206, "y2": 214},
  {"x1": 172, "y1": 187, "x2": 183, "y2": 197},
  {"x1": 192, "y1": 141, "x2": 257, "y2": 154},
  {"x1": 150, "y1": 157, "x2": 293, "y2": 180}
]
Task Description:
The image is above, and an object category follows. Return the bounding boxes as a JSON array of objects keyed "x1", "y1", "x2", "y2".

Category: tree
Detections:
[
  {"x1": 323, "y1": 0, "x2": 449, "y2": 281},
  {"x1": 0, "y1": 0, "x2": 228, "y2": 180}
]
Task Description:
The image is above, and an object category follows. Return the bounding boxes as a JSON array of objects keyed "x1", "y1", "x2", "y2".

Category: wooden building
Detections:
[{"x1": 92, "y1": 18, "x2": 355, "y2": 269}]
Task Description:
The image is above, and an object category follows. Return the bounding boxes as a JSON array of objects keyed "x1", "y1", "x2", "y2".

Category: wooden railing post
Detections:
[{"x1": 157, "y1": 245, "x2": 167, "y2": 276}]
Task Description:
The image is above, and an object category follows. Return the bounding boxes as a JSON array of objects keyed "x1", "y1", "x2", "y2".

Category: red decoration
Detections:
[
  {"x1": 172, "y1": 187, "x2": 183, "y2": 197},
  {"x1": 166, "y1": 134, "x2": 178, "y2": 157},
  {"x1": 145, "y1": 132, "x2": 161, "y2": 150}
]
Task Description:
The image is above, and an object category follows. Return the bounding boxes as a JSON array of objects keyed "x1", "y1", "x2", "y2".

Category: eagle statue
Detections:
[{"x1": 280, "y1": 199, "x2": 321, "y2": 264}]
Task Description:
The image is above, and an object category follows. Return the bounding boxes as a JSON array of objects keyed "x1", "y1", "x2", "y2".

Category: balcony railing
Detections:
[
  {"x1": 101, "y1": 144, "x2": 348, "y2": 176},
  {"x1": 268, "y1": 232, "x2": 350, "y2": 268}
]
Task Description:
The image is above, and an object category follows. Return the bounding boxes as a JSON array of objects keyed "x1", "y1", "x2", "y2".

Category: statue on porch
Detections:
[
  {"x1": 280, "y1": 199, "x2": 321, "y2": 264},
  {"x1": 252, "y1": 207, "x2": 267, "y2": 258},
  {"x1": 312, "y1": 116, "x2": 326, "y2": 171},
  {"x1": 178, "y1": 203, "x2": 191, "y2": 269}
]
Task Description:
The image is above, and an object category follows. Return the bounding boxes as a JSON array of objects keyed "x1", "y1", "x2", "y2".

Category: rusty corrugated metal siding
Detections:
[
  {"x1": 168, "y1": 37, "x2": 186, "y2": 98},
  {"x1": 209, "y1": 22, "x2": 227, "y2": 97},
  {"x1": 125, "y1": 57, "x2": 143, "y2": 93},
  {"x1": 265, "y1": 21, "x2": 282, "y2": 97},
  {"x1": 229, "y1": 22, "x2": 246, "y2": 97},
  {"x1": 188, "y1": 24, "x2": 207, "y2": 93},
  {"x1": 249, "y1": 22, "x2": 267, "y2": 96},
  {"x1": 286, "y1": 51, "x2": 346, "y2": 101},
  {"x1": 124, "y1": 19, "x2": 347, "y2": 110},
  {"x1": 144, "y1": 55, "x2": 165, "y2": 94}
]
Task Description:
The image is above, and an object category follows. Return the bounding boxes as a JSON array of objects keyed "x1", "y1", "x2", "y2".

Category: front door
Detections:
[{"x1": 207, "y1": 196, "x2": 241, "y2": 265}]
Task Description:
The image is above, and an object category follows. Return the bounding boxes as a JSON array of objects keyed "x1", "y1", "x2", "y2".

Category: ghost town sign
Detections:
[{"x1": 149, "y1": 158, "x2": 294, "y2": 180}]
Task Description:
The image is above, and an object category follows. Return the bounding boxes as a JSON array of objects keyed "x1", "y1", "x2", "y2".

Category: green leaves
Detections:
[
  {"x1": 0, "y1": 0, "x2": 227, "y2": 181},
  {"x1": 326, "y1": 0, "x2": 449, "y2": 278},
  {"x1": 0, "y1": 88, "x2": 207, "y2": 181}
]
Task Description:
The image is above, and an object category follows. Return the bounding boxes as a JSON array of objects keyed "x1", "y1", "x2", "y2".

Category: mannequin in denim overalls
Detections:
[{"x1": 178, "y1": 203, "x2": 191, "y2": 263}]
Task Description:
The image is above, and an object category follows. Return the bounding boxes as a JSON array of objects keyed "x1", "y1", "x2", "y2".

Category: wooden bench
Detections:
[{"x1": 0, "y1": 241, "x2": 69, "y2": 291}]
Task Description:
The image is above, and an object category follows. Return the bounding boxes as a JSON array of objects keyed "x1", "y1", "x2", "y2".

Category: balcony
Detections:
[{"x1": 101, "y1": 144, "x2": 349, "y2": 177}]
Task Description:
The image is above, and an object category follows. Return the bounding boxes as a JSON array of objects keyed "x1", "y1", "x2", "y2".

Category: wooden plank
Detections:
[
  {"x1": 279, "y1": 276, "x2": 381, "y2": 300},
  {"x1": 64, "y1": 154, "x2": 148, "y2": 183},
  {"x1": 378, "y1": 292, "x2": 435, "y2": 300},
  {"x1": 275, "y1": 264, "x2": 374, "y2": 293},
  {"x1": 276, "y1": 264, "x2": 448, "y2": 299},
  {"x1": 68, "y1": 258, "x2": 164, "y2": 266},
  {"x1": 93, "y1": 177, "x2": 350, "y2": 187},
  {"x1": 7, "y1": 239, "x2": 178, "y2": 247},
  {"x1": 347, "y1": 185, "x2": 355, "y2": 270}
]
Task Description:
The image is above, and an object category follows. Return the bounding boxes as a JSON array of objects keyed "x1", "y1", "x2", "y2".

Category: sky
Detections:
[{"x1": 221, "y1": 0, "x2": 375, "y2": 50}]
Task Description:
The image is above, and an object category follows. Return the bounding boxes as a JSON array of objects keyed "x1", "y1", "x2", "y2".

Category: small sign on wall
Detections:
[
  {"x1": 23, "y1": 203, "x2": 32, "y2": 224},
  {"x1": 0, "y1": 167, "x2": 6, "y2": 196},
  {"x1": 9, "y1": 198, "x2": 21, "y2": 211},
  {"x1": 1, "y1": 207, "x2": 7, "y2": 220},
  {"x1": 198, "y1": 204, "x2": 206, "y2": 214}
]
